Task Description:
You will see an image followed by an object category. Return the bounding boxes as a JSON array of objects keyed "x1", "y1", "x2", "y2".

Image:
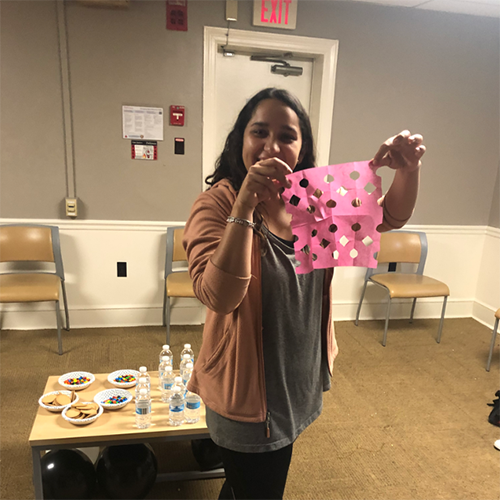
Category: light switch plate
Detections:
[{"x1": 65, "y1": 198, "x2": 78, "y2": 217}]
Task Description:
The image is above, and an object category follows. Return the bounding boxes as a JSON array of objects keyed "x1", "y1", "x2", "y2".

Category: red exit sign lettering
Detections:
[{"x1": 253, "y1": 0, "x2": 298, "y2": 30}]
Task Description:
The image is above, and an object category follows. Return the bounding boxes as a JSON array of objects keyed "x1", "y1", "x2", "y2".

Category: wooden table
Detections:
[{"x1": 29, "y1": 372, "x2": 224, "y2": 499}]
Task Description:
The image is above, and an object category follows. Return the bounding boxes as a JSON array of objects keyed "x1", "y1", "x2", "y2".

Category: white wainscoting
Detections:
[{"x1": 0, "y1": 219, "x2": 498, "y2": 330}]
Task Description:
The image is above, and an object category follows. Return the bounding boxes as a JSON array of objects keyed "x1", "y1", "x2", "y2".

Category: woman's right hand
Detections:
[{"x1": 233, "y1": 158, "x2": 293, "y2": 215}]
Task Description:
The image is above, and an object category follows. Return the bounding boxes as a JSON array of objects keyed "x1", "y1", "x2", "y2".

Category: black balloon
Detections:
[
  {"x1": 41, "y1": 449, "x2": 97, "y2": 500},
  {"x1": 191, "y1": 438, "x2": 223, "y2": 471},
  {"x1": 96, "y1": 444, "x2": 158, "y2": 499}
]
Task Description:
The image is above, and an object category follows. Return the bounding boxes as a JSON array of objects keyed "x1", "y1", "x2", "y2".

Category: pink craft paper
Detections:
[{"x1": 281, "y1": 161, "x2": 383, "y2": 274}]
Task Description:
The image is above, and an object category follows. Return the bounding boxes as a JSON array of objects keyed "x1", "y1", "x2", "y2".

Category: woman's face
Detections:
[{"x1": 242, "y1": 98, "x2": 303, "y2": 171}]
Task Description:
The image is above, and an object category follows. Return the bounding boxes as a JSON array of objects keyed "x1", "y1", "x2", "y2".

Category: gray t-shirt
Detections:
[{"x1": 206, "y1": 228, "x2": 329, "y2": 453}]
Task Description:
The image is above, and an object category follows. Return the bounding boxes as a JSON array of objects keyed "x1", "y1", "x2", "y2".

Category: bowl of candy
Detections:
[
  {"x1": 38, "y1": 390, "x2": 79, "y2": 413},
  {"x1": 107, "y1": 369, "x2": 140, "y2": 389},
  {"x1": 62, "y1": 401, "x2": 103, "y2": 425},
  {"x1": 94, "y1": 389, "x2": 133, "y2": 410},
  {"x1": 58, "y1": 371, "x2": 95, "y2": 391}
]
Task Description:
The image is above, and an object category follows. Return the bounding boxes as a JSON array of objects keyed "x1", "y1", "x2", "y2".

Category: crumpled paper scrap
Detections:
[{"x1": 281, "y1": 161, "x2": 383, "y2": 274}]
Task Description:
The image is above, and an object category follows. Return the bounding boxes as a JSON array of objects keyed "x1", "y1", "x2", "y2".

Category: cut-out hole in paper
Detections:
[
  {"x1": 329, "y1": 224, "x2": 338, "y2": 233},
  {"x1": 324, "y1": 174, "x2": 334, "y2": 183},
  {"x1": 350, "y1": 249, "x2": 358, "y2": 258},
  {"x1": 313, "y1": 189, "x2": 323, "y2": 199},
  {"x1": 299, "y1": 179, "x2": 309, "y2": 188},
  {"x1": 301, "y1": 245, "x2": 310, "y2": 255},
  {"x1": 352, "y1": 223, "x2": 361, "y2": 232},
  {"x1": 333, "y1": 250, "x2": 339, "y2": 260},
  {"x1": 364, "y1": 182, "x2": 376, "y2": 195},
  {"x1": 307, "y1": 205, "x2": 316, "y2": 214},
  {"x1": 290, "y1": 195, "x2": 301, "y2": 207},
  {"x1": 293, "y1": 235, "x2": 299, "y2": 242},
  {"x1": 312, "y1": 254, "x2": 317, "y2": 261},
  {"x1": 350, "y1": 171, "x2": 360, "y2": 180},
  {"x1": 363, "y1": 236, "x2": 374, "y2": 246},
  {"x1": 340, "y1": 235, "x2": 349, "y2": 247},
  {"x1": 311, "y1": 229, "x2": 317, "y2": 237},
  {"x1": 320, "y1": 239, "x2": 330, "y2": 248},
  {"x1": 337, "y1": 186, "x2": 348, "y2": 196},
  {"x1": 352, "y1": 198, "x2": 362, "y2": 207},
  {"x1": 326, "y1": 200, "x2": 337, "y2": 208}
]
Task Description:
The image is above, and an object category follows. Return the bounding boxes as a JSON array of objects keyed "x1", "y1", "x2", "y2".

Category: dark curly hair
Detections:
[{"x1": 205, "y1": 88, "x2": 316, "y2": 190}]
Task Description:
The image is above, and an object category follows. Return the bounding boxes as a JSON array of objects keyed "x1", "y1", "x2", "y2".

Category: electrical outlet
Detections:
[
  {"x1": 65, "y1": 198, "x2": 78, "y2": 217},
  {"x1": 117, "y1": 262, "x2": 127, "y2": 277}
]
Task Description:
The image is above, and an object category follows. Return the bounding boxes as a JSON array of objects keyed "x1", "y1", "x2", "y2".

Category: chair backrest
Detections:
[
  {"x1": 365, "y1": 230, "x2": 428, "y2": 280},
  {"x1": 0, "y1": 224, "x2": 65, "y2": 279},
  {"x1": 164, "y1": 226, "x2": 187, "y2": 277}
]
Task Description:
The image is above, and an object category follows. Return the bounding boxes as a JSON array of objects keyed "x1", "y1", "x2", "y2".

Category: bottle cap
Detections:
[
  {"x1": 165, "y1": 366, "x2": 173, "y2": 372},
  {"x1": 172, "y1": 386, "x2": 181, "y2": 393},
  {"x1": 174, "y1": 376, "x2": 182, "y2": 382},
  {"x1": 163, "y1": 344, "x2": 169, "y2": 349},
  {"x1": 183, "y1": 354, "x2": 191, "y2": 359},
  {"x1": 186, "y1": 363, "x2": 193, "y2": 369},
  {"x1": 139, "y1": 377, "x2": 148, "y2": 384},
  {"x1": 139, "y1": 388, "x2": 148, "y2": 395},
  {"x1": 139, "y1": 366, "x2": 147, "y2": 372},
  {"x1": 161, "y1": 356, "x2": 169, "y2": 361},
  {"x1": 184, "y1": 344, "x2": 191, "y2": 348}
]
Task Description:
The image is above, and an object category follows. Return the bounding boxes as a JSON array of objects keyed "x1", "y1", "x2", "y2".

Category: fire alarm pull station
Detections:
[{"x1": 170, "y1": 106, "x2": 185, "y2": 126}]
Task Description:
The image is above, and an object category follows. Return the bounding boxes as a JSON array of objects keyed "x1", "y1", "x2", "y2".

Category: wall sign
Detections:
[
  {"x1": 170, "y1": 105, "x2": 185, "y2": 126},
  {"x1": 123, "y1": 106, "x2": 163, "y2": 140},
  {"x1": 167, "y1": 0, "x2": 187, "y2": 31},
  {"x1": 253, "y1": 0, "x2": 297, "y2": 30},
  {"x1": 131, "y1": 141, "x2": 158, "y2": 160}
]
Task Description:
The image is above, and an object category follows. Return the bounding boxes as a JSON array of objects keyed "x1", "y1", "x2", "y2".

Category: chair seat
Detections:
[
  {"x1": 166, "y1": 272, "x2": 195, "y2": 298},
  {"x1": 495, "y1": 308, "x2": 500, "y2": 320},
  {"x1": 0, "y1": 273, "x2": 61, "y2": 302},
  {"x1": 370, "y1": 273, "x2": 450, "y2": 299}
]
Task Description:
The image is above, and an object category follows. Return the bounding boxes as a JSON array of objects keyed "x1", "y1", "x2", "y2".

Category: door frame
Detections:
[{"x1": 203, "y1": 26, "x2": 339, "y2": 189}]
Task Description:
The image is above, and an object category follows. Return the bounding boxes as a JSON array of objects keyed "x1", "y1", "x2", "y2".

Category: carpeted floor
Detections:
[{"x1": 1, "y1": 318, "x2": 499, "y2": 500}]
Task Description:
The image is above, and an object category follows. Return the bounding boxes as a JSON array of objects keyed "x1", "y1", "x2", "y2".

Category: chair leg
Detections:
[
  {"x1": 61, "y1": 282, "x2": 70, "y2": 331},
  {"x1": 382, "y1": 297, "x2": 392, "y2": 347},
  {"x1": 55, "y1": 300, "x2": 63, "y2": 355},
  {"x1": 486, "y1": 317, "x2": 499, "y2": 372},
  {"x1": 165, "y1": 296, "x2": 171, "y2": 346},
  {"x1": 409, "y1": 298, "x2": 417, "y2": 324},
  {"x1": 162, "y1": 284, "x2": 167, "y2": 327},
  {"x1": 355, "y1": 281, "x2": 369, "y2": 326},
  {"x1": 436, "y1": 296, "x2": 448, "y2": 344}
]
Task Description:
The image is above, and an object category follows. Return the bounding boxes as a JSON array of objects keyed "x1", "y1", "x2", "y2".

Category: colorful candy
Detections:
[
  {"x1": 64, "y1": 376, "x2": 91, "y2": 385},
  {"x1": 114, "y1": 374, "x2": 136, "y2": 383},
  {"x1": 102, "y1": 395, "x2": 128, "y2": 405}
]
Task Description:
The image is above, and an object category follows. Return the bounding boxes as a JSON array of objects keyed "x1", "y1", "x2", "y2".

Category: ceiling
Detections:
[{"x1": 340, "y1": 0, "x2": 500, "y2": 17}]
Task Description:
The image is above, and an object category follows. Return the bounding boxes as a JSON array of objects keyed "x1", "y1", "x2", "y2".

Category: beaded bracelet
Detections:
[{"x1": 226, "y1": 216, "x2": 256, "y2": 229}]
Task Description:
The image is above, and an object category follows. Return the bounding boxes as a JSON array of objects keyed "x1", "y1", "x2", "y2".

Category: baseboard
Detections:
[{"x1": 472, "y1": 300, "x2": 497, "y2": 329}]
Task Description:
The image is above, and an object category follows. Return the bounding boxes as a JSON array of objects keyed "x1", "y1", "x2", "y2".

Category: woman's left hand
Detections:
[{"x1": 370, "y1": 130, "x2": 425, "y2": 173}]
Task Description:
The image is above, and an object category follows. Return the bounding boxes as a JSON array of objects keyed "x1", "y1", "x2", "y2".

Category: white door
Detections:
[
  {"x1": 213, "y1": 52, "x2": 314, "y2": 171},
  {"x1": 203, "y1": 27, "x2": 339, "y2": 189}
]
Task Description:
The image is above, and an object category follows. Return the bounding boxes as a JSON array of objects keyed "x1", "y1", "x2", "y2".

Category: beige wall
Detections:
[{"x1": 1, "y1": 0, "x2": 498, "y2": 226}]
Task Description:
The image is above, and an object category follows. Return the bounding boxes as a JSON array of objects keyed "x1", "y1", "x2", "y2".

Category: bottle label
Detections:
[
  {"x1": 186, "y1": 401, "x2": 201, "y2": 410},
  {"x1": 162, "y1": 382, "x2": 173, "y2": 390},
  {"x1": 170, "y1": 404, "x2": 185, "y2": 412},
  {"x1": 136, "y1": 405, "x2": 151, "y2": 415}
]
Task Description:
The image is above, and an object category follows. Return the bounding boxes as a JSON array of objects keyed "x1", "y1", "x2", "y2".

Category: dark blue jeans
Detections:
[{"x1": 218, "y1": 443, "x2": 293, "y2": 500}]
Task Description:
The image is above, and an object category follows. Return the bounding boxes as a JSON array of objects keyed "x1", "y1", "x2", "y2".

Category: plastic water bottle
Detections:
[
  {"x1": 159, "y1": 356, "x2": 171, "y2": 389},
  {"x1": 182, "y1": 362, "x2": 193, "y2": 391},
  {"x1": 160, "y1": 365, "x2": 175, "y2": 403},
  {"x1": 180, "y1": 343, "x2": 194, "y2": 363},
  {"x1": 168, "y1": 386, "x2": 185, "y2": 426},
  {"x1": 135, "y1": 377, "x2": 149, "y2": 398},
  {"x1": 138, "y1": 366, "x2": 151, "y2": 392},
  {"x1": 174, "y1": 376, "x2": 185, "y2": 395},
  {"x1": 183, "y1": 363, "x2": 201, "y2": 424},
  {"x1": 180, "y1": 354, "x2": 192, "y2": 379},
  {"x1": 135, "y1": 388, "x2": 151, "y2": 429},
  {"x1": 159, "y1": 344, "x2": 173, "y2": 366}
]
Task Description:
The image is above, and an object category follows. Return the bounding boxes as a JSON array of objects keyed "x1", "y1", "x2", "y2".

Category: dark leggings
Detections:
[{"x1": 217, "y1": 443, "x2": 293, "y2": 500}]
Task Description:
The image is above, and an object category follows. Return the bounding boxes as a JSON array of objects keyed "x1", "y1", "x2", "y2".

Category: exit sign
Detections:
[{"x1": 253, "y1": 0, "x2": 298, "y2": 30}]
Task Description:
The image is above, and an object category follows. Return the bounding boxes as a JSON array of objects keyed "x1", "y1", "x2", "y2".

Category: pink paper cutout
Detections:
[{"x1": 281, "y1": 161, "x2": 383, "y2": 274}]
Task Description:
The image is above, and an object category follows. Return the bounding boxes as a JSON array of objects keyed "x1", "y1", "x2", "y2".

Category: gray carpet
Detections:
[{"x1": 1, "y1": 318, "x2": 499, "y2": 500}]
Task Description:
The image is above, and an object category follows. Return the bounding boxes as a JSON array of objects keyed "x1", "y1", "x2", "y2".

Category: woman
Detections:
[{"x1": 183, "y1": 88, "x2": 424, "y2": 499}]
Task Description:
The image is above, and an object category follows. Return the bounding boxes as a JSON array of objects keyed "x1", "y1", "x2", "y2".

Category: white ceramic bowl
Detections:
[
  {"x1": 62, "y1": 402, "x2": 103, "y2": 426},
  {"x1": 107, "y1": 369, "x2": 140, "y2": 388},
  {"x1": 38, "y1": 390, "x2": 79, "y2": 413},
  {"x1": 58, "y1": 371, "x2": 95, "y2": 391},
  {"x1": 94, "y1": 388, "x2": 133, "y2": 410}
]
